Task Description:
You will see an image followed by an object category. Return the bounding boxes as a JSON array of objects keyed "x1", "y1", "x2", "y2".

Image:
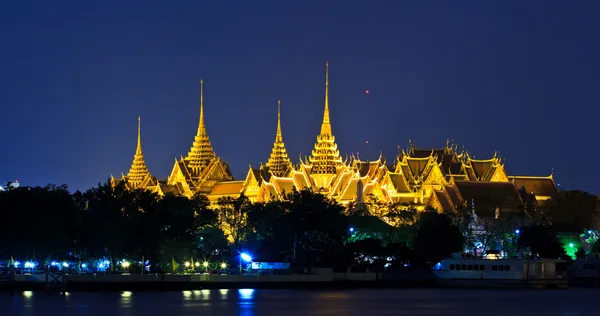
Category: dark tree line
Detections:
[{"x1": 1, "y1": 181, "x2": 595, "y2": 272}]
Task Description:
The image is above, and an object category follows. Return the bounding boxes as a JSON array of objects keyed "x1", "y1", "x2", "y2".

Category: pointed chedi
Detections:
[
  {"x1": 185, "y1": 79, "x2": 216, "y2": 173},
  {"x1": 307, "y1": 62, "x2": 343, "y2": 188},
  {"x1": 124, "y1": 116, "x2": 154, "y2": 189},
  {"x1": 265, "y1": 100, "x2": 292, "y2": 177}
]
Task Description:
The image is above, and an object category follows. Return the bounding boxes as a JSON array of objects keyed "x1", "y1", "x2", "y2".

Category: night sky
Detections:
[{"x1": 1, "y1": 1, "x2": 599, "y2": 193}]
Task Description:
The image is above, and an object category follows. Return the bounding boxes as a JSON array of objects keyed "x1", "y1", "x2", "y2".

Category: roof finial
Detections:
[
  {"x1": 136, "y1": 116, "x2": 142, "y2": 155},
  {"x1": 198, "y1": 79, "x2": 206, "y2": 136},
  {"x1": 276, "y1": 99, "x2": 283, "y2": 142},
  {"x1": 320, "y1": 62, "x2": 332, "y2": 136}
]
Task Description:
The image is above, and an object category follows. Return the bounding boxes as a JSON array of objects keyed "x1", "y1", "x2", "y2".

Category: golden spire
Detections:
[
  {"x1": 185, "y1": 79, "x2": 216, "y2": 172},
  {"x1": 308, "y1": 62, "x2": 343, "y2": 181},
  {"x1": 276, "y1": 99, "x2": 283, "y2": 142},
  {"x1": 320, "y1": 62, "x2": 332, "y2": 136},
  {"x1": 136, "y1": 116, "x2": 142, "y2": 155},
  {"x1": 198, "y1": 79, "x2": 207, "y2": 137},
  {"x1": 126, "y1": 116, "x2": 152, "y2": 189},
  {"x1": 266, "y1": 100, "x2": 292, "y2": 177}
]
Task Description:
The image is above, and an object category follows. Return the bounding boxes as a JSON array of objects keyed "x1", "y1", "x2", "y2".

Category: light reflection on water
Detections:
[{"x1": 4, "y1": 288, "x2": 600, "y2": 315}]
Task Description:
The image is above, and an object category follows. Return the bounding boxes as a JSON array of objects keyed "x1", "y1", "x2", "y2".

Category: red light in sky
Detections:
[{"x1": 365, "y1": 90, "x2": 369, "y2": 94}]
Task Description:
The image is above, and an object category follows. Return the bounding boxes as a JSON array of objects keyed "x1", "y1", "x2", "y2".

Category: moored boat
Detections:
[{"x1": 432, "y1": 256, "x2": 569, "y2": 289}]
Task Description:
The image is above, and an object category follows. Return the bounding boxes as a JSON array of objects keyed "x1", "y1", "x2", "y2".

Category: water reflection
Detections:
[
  {"x1": 120, "y1": 291, "x2": 132, "y2": 308},
  {"x1": 219, "y1": 289, "x2": 228, "y2": 299},
  {"x1": 238, "y1": 289, "x2": 254, "y2": 300},
  {"x1": 3, "y1": 289, "x2": 599, "y2": 315}
]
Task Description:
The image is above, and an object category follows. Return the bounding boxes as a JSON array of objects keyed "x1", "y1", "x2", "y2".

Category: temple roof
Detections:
[
  {"x1": 209, "y1": 181, "x2": 244, "y2": 195},
  {"x1": 509, "y1": 176, "x2": 558, "y2": 198},
  {"x1": 454, "y1": 180, "x2": 523, "y2": 209}
]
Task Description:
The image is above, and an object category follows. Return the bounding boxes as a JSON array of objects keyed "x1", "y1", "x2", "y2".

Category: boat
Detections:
[
  {"x1": 432, "y1": 255, "x2": 569, "y2": 289},
  {"x1": 568, "y1": 254, "x2": 600, "y2": 287}
]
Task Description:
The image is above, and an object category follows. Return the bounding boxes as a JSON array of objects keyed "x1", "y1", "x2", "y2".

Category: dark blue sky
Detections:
[{"x1": 1, "y1": 0, "x2": 599, "y2": 193}]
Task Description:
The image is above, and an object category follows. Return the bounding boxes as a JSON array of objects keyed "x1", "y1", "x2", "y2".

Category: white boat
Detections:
[
  {"x1": 568, "y1": 254, "x2": 600, "y2": 287},
  {"x1": 432, "y1": 256, "x2": 569, "y2": 289}
]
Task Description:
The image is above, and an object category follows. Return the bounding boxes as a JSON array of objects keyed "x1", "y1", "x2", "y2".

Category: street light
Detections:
[
  {"x1": 239, "y1": 253, "x2": 252, "y2": 274},
  {"x1": 203, "y1": 261, "x2": 209, "y2": 272}
]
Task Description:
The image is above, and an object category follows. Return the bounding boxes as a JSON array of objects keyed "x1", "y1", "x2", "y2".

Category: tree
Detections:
[
  {"x1": 518, "y1": 225, "x2": 567, "y2": 259},
  {"x1": 414, "y1": 212, "x2": 464, "y2": 264},
  {"x1": 215, "y1": 194, "x2": 252, "y2": 248},
  {"x1": 544, "y1": 190, "x2": 600, "y2": 232}
]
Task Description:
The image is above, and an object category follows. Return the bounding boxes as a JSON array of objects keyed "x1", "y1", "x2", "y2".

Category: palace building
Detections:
[{"x1": 111, "y1": 63, "x2": 558, "y2": 214}]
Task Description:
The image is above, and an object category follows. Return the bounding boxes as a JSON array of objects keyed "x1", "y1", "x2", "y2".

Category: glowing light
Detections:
[
  {"x1": 24, "y1": 261, "x2": 36, "y2": 269},
  {"x1": 365, "y1": 140, "x2": 369, "y2": 144},
  {"x1": 239, "y1": 288, "x2": 254, "y2": 300},
  {"x1": 51, "y1": 261, "x2": 58, "y2": 266},
  {"x1": 240, "y1": 253, "x2": 252, "y2": 262},
  {"x1": 569, "y1": 243, "x2": 574, "y2": 247},
  {"x1": 23, "y1": 291, "x2": 33, "y2": 298},
  {"x1": 349, "y1": 227, "x2": 354, "y2": 233},
  {"x1": 121, "y1": 291, "x2": 132, "y2": 297},
  {"x1": 220, "y1": 262, "x2": 227, "y2": 269},
  {"x1": 195, "y1": 262, "x2": 200, "y2": 267},
  {"x1": 81, "y1": 263, "x2": 87, "y2": 268},
  {"x1": 365, "y1": 90, "x2": 369, "y2": 94},
  {"x1": 62, "y1": 262, "x2": 68, "y2": 268},
  {"x1": 203, "y1": 261, "x2": 209, "y2": 268},
  {"x1": 14, "y1": 261, "x2": 20, "y2": 267},
  {"x1": 121, "y1": 260, "x2": 130, "y2": 268},
  {"x1": 515, "y1": 229, "x2": 520, "y2": 234},
  {"x1": 184, "y1": 261, "x2": 190, "y2": 267}
]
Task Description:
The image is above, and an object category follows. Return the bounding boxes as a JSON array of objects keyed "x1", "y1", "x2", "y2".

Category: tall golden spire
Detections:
[
  {"x1": 126, "y1": 116, "x2": 152, "y2": 188},
  {"x1": 266, "y1": 100, "x2": 292, "y2": 177},
  {"x1": 320, "y1": 62, "x2": 332, "y2": 136},
  {"x1": 276, "y1": 99, "x2": 283, "y2": 142},
  {"x1": 198, "y1": 79, "x2": 207, "y2": 137},
  {"x1": 308, "y1": 62, "x2": 343, "y2": 185},
  {"x1": 185, "y1": 79, "x2": 216, "y2": 172}
]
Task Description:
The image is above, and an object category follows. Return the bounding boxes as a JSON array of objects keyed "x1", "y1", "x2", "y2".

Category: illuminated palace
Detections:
[{"x1": 111, "y1": 63, "x2": 558, "y2": 213}]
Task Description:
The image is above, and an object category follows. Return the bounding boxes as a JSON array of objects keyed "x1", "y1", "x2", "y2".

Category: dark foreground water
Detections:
[{"x1": 1, "y1": 288, "x2": 598, "y2": 316}]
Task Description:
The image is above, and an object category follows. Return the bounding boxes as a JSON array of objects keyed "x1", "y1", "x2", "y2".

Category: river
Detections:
[{"x1": 2, "y1": 288, "x2": 598, "y2": 315}]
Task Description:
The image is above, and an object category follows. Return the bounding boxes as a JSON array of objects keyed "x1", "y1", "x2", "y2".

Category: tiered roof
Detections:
[
  {"x1": 184, "y1": 79, "x2": 216, "y2": 174},
  {"x1": 265, "y1": 100, "x2": 293, "y2": 177},
  {"x1": 307, "y1": 62, "x2": 343, "y2": 174}
]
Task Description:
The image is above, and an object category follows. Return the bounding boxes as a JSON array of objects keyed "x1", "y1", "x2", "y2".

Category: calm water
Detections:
[{"x1": 1, "y1": 288, "x2": 598, "y2": 315}]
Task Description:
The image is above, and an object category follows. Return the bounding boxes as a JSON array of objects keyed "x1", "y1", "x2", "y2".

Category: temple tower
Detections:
[
  {"x1": 184, "y1": 79, "x2": 217, "y2": 174},
  {"x1": 265, "y1": 100, "x2": 293, "y2": 177},
  {"x1": 307, "y1": 62, "x2": 344, "y2": 189},
  {"x1": 124, "y1": 117, "x2": 153, "y2": 189}
]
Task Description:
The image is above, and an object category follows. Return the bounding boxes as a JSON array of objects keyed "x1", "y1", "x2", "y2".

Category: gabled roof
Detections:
[
  {"x1": 454, "y1": 180, "x2": 523, "y2": 209},
  {"x1": 509, "y1": 176, "x2": 558, "y2": 198},
  {"x1": 209, "y1": 181, "x2": 244, "y2": 195}
]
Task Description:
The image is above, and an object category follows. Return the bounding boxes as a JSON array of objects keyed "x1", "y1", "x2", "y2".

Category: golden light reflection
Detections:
[
  {"x1": 23, "y1": 291, "x2": 33, "y2": 298},
  {"x1": 219, "y1": 289, "x2": 229, "y2": 299}
]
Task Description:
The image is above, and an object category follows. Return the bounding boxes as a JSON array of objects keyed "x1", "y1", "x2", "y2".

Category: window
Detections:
[
  {"x1": 504, "y1": 265, "x2": 510, "y2": 271},
  {"x1": 461, "y1": 264, "x2": 467, "y2": 270},
  {"x1": 479, "y1": 265, "x2": 485, "y2": 271},
  {"x1": 467, "y1": 265, "x2": 473, "y2": 271},
  {"x1": 492, "y1": 265, "x2": 498, "y2": 271},
  {"x1": 499, "y1": 265, "x2": 504, "y2": 271},
  {"x1": 449, "y1": 264, "x2": 455, "y2": 270}
]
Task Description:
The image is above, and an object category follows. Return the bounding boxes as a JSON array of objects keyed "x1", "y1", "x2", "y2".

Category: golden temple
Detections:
[{"x1": 111, "y1": 63, "x2": 558, "y2": 214}]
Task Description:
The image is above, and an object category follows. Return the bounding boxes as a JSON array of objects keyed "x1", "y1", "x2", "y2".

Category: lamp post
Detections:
[{"x1": 239, "y1": 253, "x2": 252, "y2": 274}]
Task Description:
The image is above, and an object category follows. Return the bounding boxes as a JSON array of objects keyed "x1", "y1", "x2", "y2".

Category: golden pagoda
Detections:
[
  {"x1": 111, "y1": 117, "x2": 158, "y2": 190},
  {"x1": 166, "y1": 79, "x2": 233, "y2": 197},
  {"x1": 304, "y1": 62, "x2": 344, "y2": 189},
  {"x1": 110, "y1": 64, "x2": 559, "y2": 219},
  {"x1": 265, "y1": 100, "x2": 293, "y2": 177}
]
